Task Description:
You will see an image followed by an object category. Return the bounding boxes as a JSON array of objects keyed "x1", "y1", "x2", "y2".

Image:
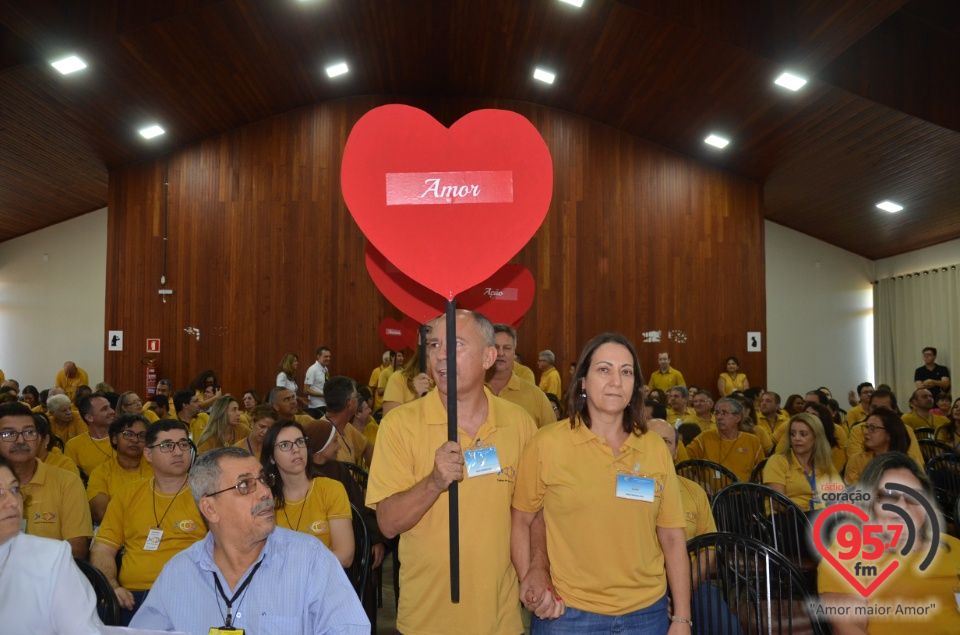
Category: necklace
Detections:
[{"x1": 281, "y1": 482, "x2": 309, "y2": 532}]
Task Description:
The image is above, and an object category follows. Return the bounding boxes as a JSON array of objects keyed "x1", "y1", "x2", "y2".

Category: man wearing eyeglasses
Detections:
[
  {"x1": 86, "y1": 413, "x2": 155, "y2": 524},
  {"x1": 0, "y1": 401, "x2": 92, "y2": 558},
  {"x1": 90, "y1": 419, "x2": 206, "y2": 625},
  {"x1": 131, "y1": 446, "x2": 369, "y2": 634}
]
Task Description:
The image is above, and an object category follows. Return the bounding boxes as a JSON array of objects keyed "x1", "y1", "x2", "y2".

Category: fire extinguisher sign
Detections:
[{"x1": 147, "y1": 339, "x2": 160, "y2": 353}]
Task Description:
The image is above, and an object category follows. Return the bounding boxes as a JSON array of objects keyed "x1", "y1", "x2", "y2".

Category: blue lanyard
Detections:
[{"x1": 804, "y1": 465, "x2": 818, "y2": 511}]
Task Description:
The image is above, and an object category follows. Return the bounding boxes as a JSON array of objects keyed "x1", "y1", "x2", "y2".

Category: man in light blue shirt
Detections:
[{"x1": 130, "y1": 446, "x2": 368, "y2": 634}]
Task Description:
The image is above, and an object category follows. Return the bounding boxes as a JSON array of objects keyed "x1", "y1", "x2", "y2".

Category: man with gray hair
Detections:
[
  {"x1": 537, "y1": 349, "x2": 562, "y2": 400},
  {"x1": 268, "y1": 386, "x2": 312, "y2": 426},
  {"x1": 131, "y1": 447, "x2": 368, "y2": 634},
  {"x1": 488, "y1": 324, "x2": 557, "y2": 428},
  {"x1": 687, "y1": 396, "x2": 764, "y2": 482},
  {"x1": 47, "y1": 392, "x2": 87, "y2": 440}
]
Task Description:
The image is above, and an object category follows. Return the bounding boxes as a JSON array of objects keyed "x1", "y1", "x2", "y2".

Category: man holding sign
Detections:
[{"x1": 367, "y1": 310, "x2": 537, "y2": 635}]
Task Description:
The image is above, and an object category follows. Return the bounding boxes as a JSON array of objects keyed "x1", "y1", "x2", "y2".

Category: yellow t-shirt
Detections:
[
  {"x1": 845, "y1": 404, "x2": 868, "y2": 427},
  {"x1": 65, "y1": 432, "x2": 116, "y2": 475},
  {"x1": 689, "y1": 414, "x2": 717, "y2": 433},
  {"x1": 196, "y1": 423, "x2": 250, "y2": 455},
  {"x1": 718, "y1": 373, "x2": 747, "y2": 397},
  {"x1": 44, "y1": 447, "x2": 81, "y2": 478},
  {"x1": 233, "y1": 436, "x2": 262, "y2": 461},
  {"x1": 94, "y1": 478, "x2": 206, "y2": 590},
  {"x1": 492, "y1": 372, "x2": 557, "y2": 429},
  {"x1": 934, "y1": 425, "x2": 960, "y2": 450},
  {"x1": 48, "y1": 411, "x2": 88, "y2": 442},
  {"x1": 675, "y1": 443, "x2": 690, "y2": 464},
  {"x1": 383, "y1": 370, "x2": 417, "y2": 406},
  {"x1": 275, "y1": 477, "x2": 351, "y2": 548},
  {"x1": 332, "y1": 419, "x2": 370, "y2": 466},
  {"x1": 366, "y1": 388, "x2": 536, "y2": 635},
  {"x1": 86, "y1": 459, "x2": 154, "y2": 502},
  {"x1": 514, "y1": 418, "x2": 685, "y2": 614},
  {"x1": 512, "y1": 361, "x2": 536, "y2": 384},
  {"x1": 901, "y1": 412, "x2": 948, "y2": 431},
  {"x1": 185, "y1": 413, "x2": 210, "y2": 444},
  {"x1": 361, "y1": 420, "x2": 379, "y2": 447},
  {"x1": 756, "y1": 411, "x2": 788, "y2": 436},
  {"x1": 21, "y1": 459, "x2": 92, "y2": 542},
  {"x1": 751, "y1": 424, "x2": 774, "y2": 455},
  {"x1": 538, "y1": 367, "x2": 562, "y2": 399},
  {"x1": 677, "y1": 475, "x2": 716, "y2": 540},
  {"x1": 648, "y1": 367, "x2": 685, "y2": 393},
  {"x1": 55, "y1": 367, "x2": 90, "y2": 400},
  {"x1": 818, "y1": 533, "x2": 960, "y2": 634},
  {"x1": 686, "y1": 430, "x2": 765, "y2": 482},
  {"x1": 762, "y1": 451, "x2": 842, "y2": 511},
  {"x1": 141, "y1": 409, "x2": 160, "y2": 424},
  {"x1": 368, "y1": 365, "x2": 383, "y2": 391}
]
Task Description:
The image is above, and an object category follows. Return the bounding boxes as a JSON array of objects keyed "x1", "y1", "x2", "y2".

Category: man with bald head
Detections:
[{"x1": 55, "y1": 361, "x2": 89, "y2": 400}]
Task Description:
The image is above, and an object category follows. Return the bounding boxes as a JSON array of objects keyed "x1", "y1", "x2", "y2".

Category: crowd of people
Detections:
[{"x1": 0, "y1": 337, "x2": 957, "y2": 633}]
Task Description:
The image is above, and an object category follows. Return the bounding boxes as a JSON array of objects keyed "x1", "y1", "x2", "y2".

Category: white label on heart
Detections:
[{"x1": 385, "y1": 171, "x2": 514, "y2": 205}]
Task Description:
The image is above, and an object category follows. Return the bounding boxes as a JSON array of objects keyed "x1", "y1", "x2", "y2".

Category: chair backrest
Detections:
[
  {"x1": 711, "y1": 482, "x2": 815, "y2": 565},
  {"x1": 925, "y1": 452, "x2": 960, "y2": 524},
  {"x1": 678, "y1": 423, "x2": 702, "y2": 446},
  {"x1": 750, "y1": 458, "x2": 768, "y2": 484},
  {"x1": 344, "y1": 462, "x2": 369, "y2": 491},
  {"x1": 675, "y1": 459, "x2": 740, "y2": 502},
  {"x1": 74, "y1": 557, "x2": 121, "y2": 626},
  {"x1": 919, "y1": 439, "x2": 957, "y2": 463},
  {"x1": 687, "y1": 532, "x2": 829, "y2": 635},
  {"x1": 914, "y1": 427, "x2": 935, "y2": 442},
  {"x1": 51, "y1": 434, "x2": 66, "y2": 452},
  {"x1": 345, "y1": 503, "x2": 371, "y2": 603}
]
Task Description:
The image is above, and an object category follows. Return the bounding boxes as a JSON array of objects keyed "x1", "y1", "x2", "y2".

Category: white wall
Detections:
[
  {"x1": 874, "y1": 236, "x2": 960, "y2": 279},
  {"x1": 765, "y1": 221, "x2": 875, "y2": 401},
  {"x1": 0, "y1": 208, "x2": 108, "y2": 390}
]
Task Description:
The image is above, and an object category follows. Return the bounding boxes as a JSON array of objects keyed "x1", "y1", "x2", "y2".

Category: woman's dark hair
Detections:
[
  {"x1": 260, "y1": 419, "x2": 320, "y2": 510},
  {"x1": 784, "y1": 394, "x2": 804, "y2": 414},
  {"x1": 72, "y1": 385, "x2": 93, "y2": 408},
  {"x1": 189, "y1": 370, "x2": 218, "y2": 393},
  {"x1": 567, "y1": 333, "x2": 645, "y2": 436},
  {"x1": 868, "y1": 407, "x2": 910, "y2": 454},
  {"x1": 647, "y1": 388, "x2": 667, "y2": 405},
  {"x1": 724, "y1": 356, "x2": 740, "y2": 368},
  {"x1": 804, "y1": 402, "x2": 839, "y2": 449},
  {"x1": 242, "y1": 389, "x2": 261, "y2": 408},
  {"x1": 21, "y1": 385, "x2": 40, "y2": 405},
  {"x1": 546, "y1": 393, "x2": 563, "y2": 419},
  {"x1": 935, "y1": 397, "x2": 960, "y2": 446}
]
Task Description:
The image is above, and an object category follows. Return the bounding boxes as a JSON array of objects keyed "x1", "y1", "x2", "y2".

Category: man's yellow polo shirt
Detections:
[
  {"x1": 901, "y1": 412, "x2": 948, "y2": 431},
  {"x1": 538, "y1": 366, "x2": 562, "y2": 399},
  {"x1": 762, "y1": 451, "x2": 842, "y2": 511},
  {"x1": 48, "y1": 411, "x2": 88, "y2": 441},
  {"x1": 690, "y1": 414, "x2": 717, "y2": 433},
  {"x1": 514, "y1": 418, "x2": 685, "y2": 615},
  {"x1": 492, "y1": 373, "x2": 557, "y2": 429},
  {"x1": 512, "y1": 361, "x2": 535, "y2": 384},
  {"x1": 677, "y1": 476, "x2": 716, "y2": 540},
  {"x1": 756, "y1": 411, "x2": 788, "y2": 436},
  {"x1": 686, "y1": 430, "x2": 764, "y2": 482},
  {"x1": 648, "y1": 367, "x2": 685, "y2": 393},
  {"x1": 366, "y1": 388, "x2": 536, "y2": 635},
  {"x1": 86, "y1": 459, "x2": 154, "y2": 503},
  {"x1": 44, "y1": 447, "x2": 80, "y2": 478},
  {"x1": 21, "y1": 459, "x2": 92, "y2": 542},
  {"x1": 65, "y1": 432, "x2": 116, "y2": 475},
  {"x1": 94, "y1": 478, "x2": 206, "y2": 591},
  {"x1": 844, "y1": 404, "x2": 868, "y2": 427}
]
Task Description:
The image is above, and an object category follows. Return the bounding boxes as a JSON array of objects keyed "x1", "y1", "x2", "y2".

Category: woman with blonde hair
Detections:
[
  {"x1": 763, "y1": 412, "x2": 842, "y2": 511},
  {"x1": 196, "y1": 395, "x2": 248, "y2": 454},
  {"x1": 276, "y1": 353, "x2": 300, "y2": 397}
]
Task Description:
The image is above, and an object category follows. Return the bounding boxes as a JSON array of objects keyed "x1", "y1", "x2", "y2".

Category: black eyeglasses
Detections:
[
  {"x1": 147, "y1": 440, "x2": 192, "y2": 453},
  {"x1": 121, "y1": 430, "x2": 147, "y2": 442},
  {"x1": 876, "y1": 489, "x2": 923, "y2": 508},
  {"x1": 276, "y1": 437, "x2": 308, "y2": 452},
  {"x1": 0, "y1": 429, "x2": 38, "y2": 443},
  {"x1": 204, "y1": 473, "x2": 275, "y2": 498},
  {"x1": 863, "y1": 424, "x2": 886, "y2": 433}
]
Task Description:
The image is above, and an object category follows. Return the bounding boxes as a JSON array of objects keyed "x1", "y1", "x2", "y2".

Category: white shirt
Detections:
[
  {"x1": 276, "y1": 372, "x2": 298, "y2": 395},
  {"x1": 0, "y1": 533, "x2": 103, "y2": 634},
  {"x1": 304, "y1": 361, "x2": 328, "y2": 409}
]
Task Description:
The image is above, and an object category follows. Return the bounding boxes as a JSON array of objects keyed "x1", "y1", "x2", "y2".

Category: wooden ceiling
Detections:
[{"x1": 1, "y1": 0, "x2": 958, "y2": 259}]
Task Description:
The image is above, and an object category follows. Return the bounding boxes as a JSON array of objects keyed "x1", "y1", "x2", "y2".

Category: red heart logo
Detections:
[
  {"x1": 378, "y1": 318, "x2": 407, "y2": 352},
  {"x1": 366, "y1": 243, "x2": 535, "y2": 327},
  {"x1": 812, "y1": 504, "x2": 900, "y2": 597},
  {"x1": 342, "y1": 105, "x2": 553, "y2": 299}
]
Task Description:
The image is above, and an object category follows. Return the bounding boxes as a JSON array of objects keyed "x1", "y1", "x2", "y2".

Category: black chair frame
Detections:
[
  {"x1": 675, "y1": 459, "x2": 741, "y2": 502},
  {"x1": 75, "y1": 557, "x2": 121, "y2": 626}
]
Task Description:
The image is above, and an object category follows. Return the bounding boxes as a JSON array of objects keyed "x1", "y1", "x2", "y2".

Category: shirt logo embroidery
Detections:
[
  {"x1": 33, "y1": 512, "x2": 57, "y2": 523},
  {"x1": 178, "y1": 520, "x2": 198, "y2": 532},
  {"x1": 310, "y1": 520, "x2": 329, "y2": 534}
]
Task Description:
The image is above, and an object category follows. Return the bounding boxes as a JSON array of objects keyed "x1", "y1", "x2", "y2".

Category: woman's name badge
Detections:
[
  {"x1": 464, "y1": 446, "x2": 500, "y2": 478},
  {"x1": 144, "y1": 528, "x2": 164, "y2": 551},
  {"x1": 616, "y1": 474, "x2": 655, "y2": 502}
]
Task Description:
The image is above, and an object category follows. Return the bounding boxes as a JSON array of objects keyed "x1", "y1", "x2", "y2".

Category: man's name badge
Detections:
[
  {"x1": 144, "y1": 528, "x2": 164, "y2": 551},
  {"x1": 616, "y1": 474, "x2": 655, "y2": 502},
  {"x1": 464, "y1": 446, "x2": 501, "y2": 478}
]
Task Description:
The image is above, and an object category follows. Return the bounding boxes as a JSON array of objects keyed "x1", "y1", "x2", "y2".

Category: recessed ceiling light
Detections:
[
  {"x1": 704, "y1": 134, "x2": 730, "y2": 149},
  {"x1": 326, "y1": 62, "x2": 349, "y2": 78},
  {"x1": 876, "y1": 200, "x2": 903, "y2": 213},
  {"x1": 774, "y1": 71, "x2": 807, "y2": 91},
  {"x1": 559, "y1": 0, "x2": 585, "y2": 7},
  {"x1": 51, "y1": 55, "x2": 87, "y2": 75},
  {"x1": 139, "y1": 125, "x2": 165, "y2": 139},
  {"x1": 533, "y1": 68, "x2": 556, "y2": 84}
]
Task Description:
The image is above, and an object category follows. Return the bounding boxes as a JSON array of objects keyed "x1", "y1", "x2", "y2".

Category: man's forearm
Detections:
[
  {"x1": 90, "y1": 544, "x2": 121, "y2": 588},
  {"x1": 376, "y1": 476, "x2": 445, "y2": 538}
]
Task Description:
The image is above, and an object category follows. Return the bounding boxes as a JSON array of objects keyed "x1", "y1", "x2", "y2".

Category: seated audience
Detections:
[{"x1": 934, "y1": 396, "x2": 960, "y2": 449}]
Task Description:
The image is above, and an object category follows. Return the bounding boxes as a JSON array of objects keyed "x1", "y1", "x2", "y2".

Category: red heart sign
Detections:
[
  {"x1": 812, "y1": 504, "x2": 900, "y2": 597},
  {"x1": 399, "y1": 316, "x2": 421, "y2": 351},
  {"x1": 366, "y1": 243, "x2": 535, "y2": 327},
  {"x1": 342, "y1": 105, "x2": 553, "y2": 299},
  {"x1": 378, "y1": 318, "x2": 408, "y2": 352}
]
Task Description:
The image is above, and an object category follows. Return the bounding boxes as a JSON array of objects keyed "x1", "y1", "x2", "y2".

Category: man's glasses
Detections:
[
  {"x1": 276, "y1": 437, "x2": 308, "y2": 452},
  {"x1": 204, "y1": 473, "x2": 275, "y2": 498},
  {"x1": 863, "y1": 424, "x2": 886, "y2": 433},
  {"x1": 0, "y1": 429, "x2": 38, "y2": 443},
  {"x1": 147, "y1": 440, "x2": 192, "y2": 453},
  {"x1": 876, "y1": 489, "x2": 923, "y2": 508},
  {"x1": 120, "y1": 430, "x2": 147, "y2": 442}
]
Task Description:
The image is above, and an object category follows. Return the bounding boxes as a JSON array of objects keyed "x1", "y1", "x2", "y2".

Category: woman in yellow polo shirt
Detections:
[
  {"x1": 116, "y1": 391, "x2": 160, "y2": 423},
  {"x1": 763, "y1": 413, "x2": 842, "y2": 511},
  {"x1": 260, "y1": 419, "x2": 354, "y2": 567},
  {"x1": 934, "y1": 396, "x2": 960, "y2": 450},
  {"x1": 818, "y1": 452, "x2": 960, "y2": 633},
  {"x1": 716, "y1": 356, "x2": 749, "y2": 397},
  {"x1": 195, "y1": 395, "x2": 248, "y2": 455},
  {"x1": 845, "y1": 408, "x2": 914, "y2": 485},
  {"x1": 513, "y1": 333, "x2": 691, "y2": 634}
]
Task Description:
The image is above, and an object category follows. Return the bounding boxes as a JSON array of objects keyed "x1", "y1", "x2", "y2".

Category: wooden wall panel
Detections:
[{"x1": 106, "y1": 96, "x2": 765, "y2": 402}]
